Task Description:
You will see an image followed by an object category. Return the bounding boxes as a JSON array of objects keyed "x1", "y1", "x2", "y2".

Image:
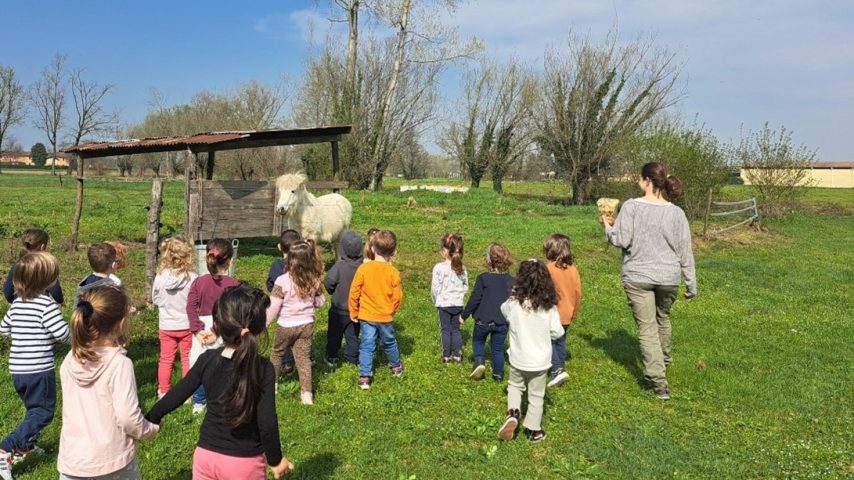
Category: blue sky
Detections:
[{"x1": 2, "y1": 0, "x2": 852, "y2": 160}]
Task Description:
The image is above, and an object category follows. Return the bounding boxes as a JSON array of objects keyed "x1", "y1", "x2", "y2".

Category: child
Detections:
[
  {"x1": 151, "y1": 235, "x2": 198, "y2": 398},
  {"x1": 3, "y1": 229, "x2": 64, "y2": 304},
  {"x1": 72, "y1": 242, "x2": 120, "y2": 309},
  {"x1": 0, "y1": 252, "x2": 69, "y2": 480},
  {"x1": 497, "y1": 259, "x2": 563, "y2": 443},
  {"x1": 147, "y1": 284, "x2": 293, "y2": 479},
  {"x1": 363, "y1": 228, "x2": 379, "y2": 262},
  {"x1": 266, "y1": 240, "x2": 325, "y2": 405},
  {"x1": 323, "y1": 231, "x2": 363, "y2": 366},
  {"x1": 105, "y1": 240, "x2": 128, "y2": 286},
  {"x1": 462, "y1": 243, "x2": 514, "y2": 381},
  {"x1": 543, "y1": 234, "x2": 582, "y2": 388},
  {"x1": 349, "y1": 230, "x2": 404, "y2": 390},
  {"x1": 431, "y1": 233, "x2": 468, "y2": 363},
  {"x1": 57, "y1": 285, "x2": 159, "y2": 480},
  {"x1": 186, "y1": 238, "x2": 239, "y2": 414},
  {"x1": 265, "y1": 229, "x2": 301, "y2": 375}
]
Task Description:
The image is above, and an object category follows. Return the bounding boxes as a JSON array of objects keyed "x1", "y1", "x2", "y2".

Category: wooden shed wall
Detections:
[{"x1": 187, "y1": 181, "x2": 282, "y2": 241}]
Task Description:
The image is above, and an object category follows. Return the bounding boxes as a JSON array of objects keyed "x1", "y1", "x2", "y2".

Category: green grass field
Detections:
[{"x1": 1, "y1": 174, "x2": 852, "y2": 479}]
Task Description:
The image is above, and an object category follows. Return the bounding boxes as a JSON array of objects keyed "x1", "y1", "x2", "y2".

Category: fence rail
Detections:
[{"x1": 703, "y1": 192, "x2": 759, "y2": 236}]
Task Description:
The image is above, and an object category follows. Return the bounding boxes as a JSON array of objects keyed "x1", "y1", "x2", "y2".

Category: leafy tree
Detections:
[
  {"x1": 30, "y1": 142, "x2": 48, "y2": 166},
  {"x1": 735, "y1": 123, "x2": 815, "y2": 218},
  {"x1": 536, "y1": 30, "x2": 682, "y2": 204}
]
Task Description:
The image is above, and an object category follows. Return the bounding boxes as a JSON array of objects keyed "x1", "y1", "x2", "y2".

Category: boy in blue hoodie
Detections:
[{"x1": 323, "y1": 231, "x2": 363, "y2": 366}]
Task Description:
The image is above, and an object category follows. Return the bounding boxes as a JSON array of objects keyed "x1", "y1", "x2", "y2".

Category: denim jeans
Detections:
[
  {"x1": 1, "y1": 370, "x2": 56, "y2": 451},
  {"x1": 358, "y1": 321, "x2": 401, "y2": 377},
  {"x1": 550, "y1": 325, "x2": 569, "y2": 373},
  {"x1": 471, "y1": 322, "x2": 508, "y2": 378},
  {"x1": 437, "y1": 307, "x2": 463, "y2": 358}
]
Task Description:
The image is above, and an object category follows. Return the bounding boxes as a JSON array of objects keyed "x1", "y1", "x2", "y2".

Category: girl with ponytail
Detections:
[
  {"x1": 431, "y1": 233, "x2": 469, "y2": 363},
  {"x1": 58, "y1": 285, "x2": 158, "y2": 479},
  {"x1": 601, "y1": 162, "x2": 697, "y2": 401},
  {"x1": 185, "y1": 238, "x2": 239, "y2": 414},
  {"x1": 147, "y1": 284, "x2": 293, "y2": 480}
]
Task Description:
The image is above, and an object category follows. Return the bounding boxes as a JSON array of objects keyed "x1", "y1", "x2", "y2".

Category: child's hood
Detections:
[
  {"x1": 68, "y1": 346, "x2": 125, "y2": 387},
  {"x1": 339, "y1": 231, "x2": 364, "y2": 261},
  {"x1": 158, "y1": 269, "x2": 196, "y2": 291}
]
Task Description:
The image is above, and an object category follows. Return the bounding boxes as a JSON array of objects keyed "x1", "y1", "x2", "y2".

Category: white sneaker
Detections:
[
  {"x1": 192, "y1": 403, "x2": 206, "y2": 415},
  {"x1": 469, "y1": 364, "x2": 486, "y2": 380},
  {"x1": 0, "y1": 450, "x2": 13, "y2": 480},
  {"x1": 547, "y1": 370, "x2": 570, "y2": 387},
  {"x1": 300, "y1": 391, "x2": 314, "y2": 405}
]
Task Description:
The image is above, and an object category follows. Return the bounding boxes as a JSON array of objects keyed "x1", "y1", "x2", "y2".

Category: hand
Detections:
[
  {"x1": 270, "y1": 458, "x2": 294, "y2": 478},
  {"x1": 351, "y1": 318, "x2": 359, "y2": 323},
  {"x1": 600, "y1": 214, "x2": 612, "y2": 227},
  {"x1": 458, "y1": 315, "x2": 464, "y2": 325}
]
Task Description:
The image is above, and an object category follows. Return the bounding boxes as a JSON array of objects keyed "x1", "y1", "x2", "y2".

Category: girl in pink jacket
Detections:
[{"x1": 58, "y1": 285, "x2": 159, "y2": 480}]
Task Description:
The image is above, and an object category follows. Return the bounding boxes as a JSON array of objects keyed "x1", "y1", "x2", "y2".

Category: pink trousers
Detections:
[
  {"x1": 158, "y1": 329, "x2": 192, "y2": 395},
  {"x1": 192, "y1": 447, "x2": 266, "y2": 480}
]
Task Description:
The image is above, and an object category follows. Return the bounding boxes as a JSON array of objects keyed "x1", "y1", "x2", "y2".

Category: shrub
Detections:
[{"x1": 735, "y1": 123, "x2": 816, "y2": 219}]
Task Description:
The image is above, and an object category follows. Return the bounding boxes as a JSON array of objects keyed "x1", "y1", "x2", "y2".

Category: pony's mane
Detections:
[{"x1": 275, "y1": 173, "x2": 307, "y2": 192}]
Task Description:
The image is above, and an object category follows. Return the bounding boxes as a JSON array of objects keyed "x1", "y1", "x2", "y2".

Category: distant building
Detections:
[
  {"x1": 46, "y1": 154, "x2": 72, "y2": 168},
  {"x1": 741, "y1": 162, "x2": 854, "y2": 189},
  {"x1": 0, "y1": 151, "x2": 33, "y2": 166}
]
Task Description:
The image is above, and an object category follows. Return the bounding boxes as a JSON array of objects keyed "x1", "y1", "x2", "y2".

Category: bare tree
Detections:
[
  {"x1": 443, "y1": 58, "x2": 537, "y2": 192},
  {"x1": 30, "y1": 54, "x2": 66, "y2": 175},
  {"x1": 67, "y1": 68, "x2": 115, "y2": 251},
  {"x1": 0, "y1": 66, "x2": 28, "y2": 174},
  {"x1": 536, "y1": 30, "x2": 683, "y2": 204}
]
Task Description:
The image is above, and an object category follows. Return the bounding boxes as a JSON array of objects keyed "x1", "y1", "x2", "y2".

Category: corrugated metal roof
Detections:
[
  {"x1": 62, "y1": 126, "x2": 351, "y2": 158},
  {"x1": 810, "y1": 162, "x2": 854, "y2": 169}
]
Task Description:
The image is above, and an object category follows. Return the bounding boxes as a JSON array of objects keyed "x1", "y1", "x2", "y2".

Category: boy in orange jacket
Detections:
[{"x1": 349, "y1": 230, "x2": 403, "y2": 390}]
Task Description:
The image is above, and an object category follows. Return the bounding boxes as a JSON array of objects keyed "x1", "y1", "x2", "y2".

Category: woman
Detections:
[{"x1": 602, "y1": 162, "x2": 697, "y2": 400}]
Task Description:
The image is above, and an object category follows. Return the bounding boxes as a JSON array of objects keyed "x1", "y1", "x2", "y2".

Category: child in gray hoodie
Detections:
[
  {"x1": 151, "y1": 235, "x2": 198, "y2": 398},
  {"x1": 323, "y1": 231, "x2": 363, "y2": 366}
]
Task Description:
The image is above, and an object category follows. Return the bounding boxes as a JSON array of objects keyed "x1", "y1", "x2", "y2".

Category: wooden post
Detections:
[
  {"x1": 144, "y1": 178, "x2": 163, "y2": 304},
  {"x1": 703, "y1": 188, "x2": 713, "y2": 238},
  {"x1": 205, "y1": 151, "x2": 216, "y2": 180},
  {"x1": 68, "y1": 154, "x2": 86, "y2": 251},
  {"x1": 331, "y1": 141, "x2": 340, "y2": 180},
  {"x1": 184, "y1": 151, "x2": 197, "y2": 233}
]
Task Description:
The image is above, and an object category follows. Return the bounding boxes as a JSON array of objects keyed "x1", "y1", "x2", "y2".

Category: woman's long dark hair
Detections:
[
  {"x1": 213, "y1": 284, "x2": 270, "y2": 429},
  {"x1": 511, "y1": 259, "x2": 558, "y2": 311},
  {"x1": 641, "y1": 162, "x2": 683, "y2": 200}
]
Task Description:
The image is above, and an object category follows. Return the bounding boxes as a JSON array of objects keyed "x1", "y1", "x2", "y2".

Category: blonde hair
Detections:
[
  {"x1": 13, "y1": 252, "x2": 60, "y2": 300},
  {"x1": 158, "y1": 235, "x2": 195, "y2": 276},
  {"x1": 71, "y1": 285, "x2": 130, "y2": 363},
  {"x1": 372, "y1": 230, "x2": 397, "y2": 259},
  {"x1": 105, "y1": 241, "x2": 128, "y2": 270}
]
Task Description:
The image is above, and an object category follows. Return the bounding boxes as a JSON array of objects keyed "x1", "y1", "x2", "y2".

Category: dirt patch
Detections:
[{"x1": 692, "y1": 224, "x2": 787, "y2": 252}]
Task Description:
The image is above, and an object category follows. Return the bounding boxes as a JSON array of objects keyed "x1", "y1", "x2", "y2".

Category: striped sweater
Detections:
[{"x1": 1, "y1": 294, "x2": 71, "y2": 374}]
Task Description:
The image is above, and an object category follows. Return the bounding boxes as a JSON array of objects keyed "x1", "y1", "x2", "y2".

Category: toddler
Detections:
[
  {"x1": 543, "y1": 234, "x2": 581, "y2": 387},
  {"x1": 323, "y1": 231, "x2": 363, "y2": 366},
  {"x1": 431, "y1": 233, "x2": 468, "y2": 362},
  {"x1": 3, "y1": 229, "x2": 63, "y2": 304},
  {"x1": 72, "y1": 242, "x2": 120, "y2": 309}
]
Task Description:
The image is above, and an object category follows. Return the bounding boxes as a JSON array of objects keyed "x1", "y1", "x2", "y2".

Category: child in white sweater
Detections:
[{"x1": 497, "y1": 259, "x2": 564, "y2": 443}]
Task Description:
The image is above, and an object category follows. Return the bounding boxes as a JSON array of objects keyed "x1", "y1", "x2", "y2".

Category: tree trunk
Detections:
[
  {"x1": 68, "y1": 155, "x2": 85, "y2": 251},
  {"x1": 492, "y1": 174, "x2": 503, "y2": 194},
  {"x1": 144, "y1": 178, "x2": 163, "y2": 304},
  {"x1": 471, "y1": 177, "x2": 481, "y2": 188},
  {"x1": 571, "y1": 176, "x2": 590, "y2": 204},
  {"x1": 345, "y1": 0, "x2": 360, "y2": 110}
]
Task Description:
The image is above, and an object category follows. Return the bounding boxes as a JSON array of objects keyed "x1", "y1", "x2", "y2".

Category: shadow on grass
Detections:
[
  {"x1": 160, "y1": 469, "x2": 194, "y2": 480},
  {"x1": 291, "y1": 452, "x2": 341, "y2": 479},
  {"x1": 580, "y1": 329, "x2": 646, "y2": 387}
]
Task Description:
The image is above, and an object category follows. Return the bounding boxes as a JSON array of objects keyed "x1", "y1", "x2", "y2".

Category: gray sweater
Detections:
[{"x1": 605, "y1": 198, "x2": 697, "y2": 296}]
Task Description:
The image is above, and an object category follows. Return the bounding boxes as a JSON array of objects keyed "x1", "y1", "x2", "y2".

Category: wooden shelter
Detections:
[{"x1": 62, "y1": 125, "x2": 352, "y2": 301}]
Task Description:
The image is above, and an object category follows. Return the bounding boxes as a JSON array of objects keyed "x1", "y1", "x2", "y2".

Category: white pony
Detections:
[{"x1": 275, "y1": 173, "x2": 352, "y2": 253}]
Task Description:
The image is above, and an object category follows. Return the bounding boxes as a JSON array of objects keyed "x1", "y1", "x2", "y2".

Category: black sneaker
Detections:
[
  {"x1": 653, "y1": 386, "x2": 670, "y2": 400},
  {"x1": 524, "y1": 428, "x2": 546, "y2": 442},
  {"x1": 324, "y1": 357, "x2": 338, "y2": 368},
  {"x1": 358, "y1": 376, "x2": 372, "y2": 390},
  {"x1": 492, "y1": 373, "x2": 504, "y2": 383},
  {"x1": 498, "y1": 409, "x2": 520, "y2": 441}
]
